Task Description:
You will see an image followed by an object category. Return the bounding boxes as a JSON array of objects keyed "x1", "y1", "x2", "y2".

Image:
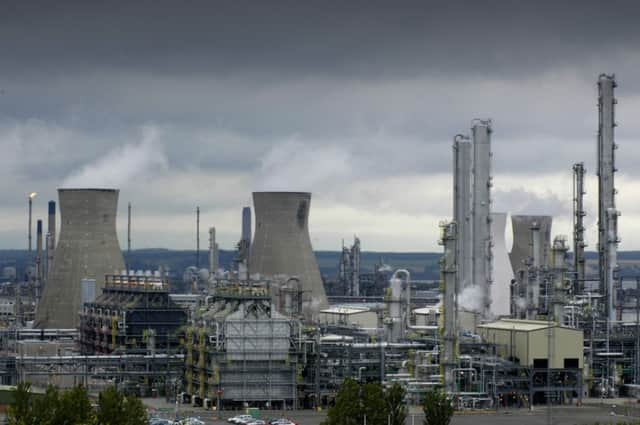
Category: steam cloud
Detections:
[
  {"x1": 61, "y1": 126, "x2": 167, "y2": 188},
  {"x1": 457, "y1": 285, "x2": 485, "y2": 313},
  {"x1": 257, "y1": 139, "x2": 352, "y2": 191}
]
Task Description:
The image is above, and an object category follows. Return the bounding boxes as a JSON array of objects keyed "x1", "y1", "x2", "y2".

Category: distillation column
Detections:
[
  {"x1": 453, "y1": 134, "x2": 473, "y2": 293},
  {"x1": 528, "y1": 222, "x2": 541, "y2": 319},
  {"x1": 440, "y1": 222, "x2": 457, "y2": 393},
  {"x1": 573, "y1": 162, "x2": 586, "y2": 294},
  {"x1": 471, "y1": 120, "x2": 493, "y2": 318},
  {"x1": 551, "y1": 236, "x2": 569, "y2": 324},
  {"x1": 597, "y1": 74, "x2": 619, "y2": 325}
]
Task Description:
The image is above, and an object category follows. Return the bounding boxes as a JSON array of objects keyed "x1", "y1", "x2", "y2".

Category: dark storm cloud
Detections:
[
  {"x1": 2, "y1": 1, "x2": 640, "y2": 250},
  {"x1": 2, "y1": 0, "x2": 640, "y2": 78}
]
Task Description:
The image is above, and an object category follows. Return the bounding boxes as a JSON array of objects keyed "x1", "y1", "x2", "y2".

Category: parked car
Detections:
[
  {"x1": 268, "y1": 419, "x2": 296, "y2": 425},
  {"x1": 229, "y1": 415, "x2": 255, "y2": 424}
]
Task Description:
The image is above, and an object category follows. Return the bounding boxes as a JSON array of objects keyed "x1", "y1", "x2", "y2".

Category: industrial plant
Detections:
[{"x1": 0, "y1": 73, "x2": 638, "y2": 418}]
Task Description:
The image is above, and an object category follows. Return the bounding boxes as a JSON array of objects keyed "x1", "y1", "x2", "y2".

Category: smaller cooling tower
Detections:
[
  {"x1": 509, "y1": 215, "x2": 552, "y2": 276},
  {"x1": 490, "y1": 213, "x2": 514, "y2": 317},
  {"x1": 249, "y1": 192, "x2": 328, "y2": 311},
  {"x1": 35, "y1": 189, "x2": 125, "y2": 329}
]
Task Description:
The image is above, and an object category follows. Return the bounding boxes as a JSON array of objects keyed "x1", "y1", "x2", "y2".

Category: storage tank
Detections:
[
  {"x1": 249, "y1": 192, "x2": 327, "y2": 312},
  {"x1": 35, "y1": 189, "x2": 125, "y2": 329}
]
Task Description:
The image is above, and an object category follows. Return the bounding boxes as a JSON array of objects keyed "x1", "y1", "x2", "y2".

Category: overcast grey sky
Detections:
[{"x1": 2, "y1": 0, "x2": 640, "y2": 251}]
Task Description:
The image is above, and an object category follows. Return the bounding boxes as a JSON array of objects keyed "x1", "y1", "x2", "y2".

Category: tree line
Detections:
[
  {"x1": 7, "y1": 382, "x2": 148, "y2": 425},
  {"x1": 321, "y1": 379, "x2": 454, "y2": 425}
]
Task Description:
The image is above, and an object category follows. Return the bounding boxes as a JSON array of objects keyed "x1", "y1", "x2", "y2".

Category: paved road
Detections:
[{"x1": 145, "y1": 399, "x2": 640, "y2": 425}]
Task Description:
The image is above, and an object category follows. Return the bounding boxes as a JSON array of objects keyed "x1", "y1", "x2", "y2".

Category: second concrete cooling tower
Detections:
[
  {"x1": 249, "y1": 192, "x2": 328, "y2": 311},
  {"x1": 509, "y1": 215, "x2": 552, "y2": 276},
  {"x1": 35, "y1": 189, "x2": 125, "y2": 329}
]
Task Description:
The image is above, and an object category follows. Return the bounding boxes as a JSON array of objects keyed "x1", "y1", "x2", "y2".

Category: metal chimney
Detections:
[
  {"x1": 46, "y1": 200, "x2": 56, "y2": 281},
  {"x1": 35, "y1": 189, "x2": 125, "y2": 328},
  {"x1": 249, "y1": 192, "x2": 328, "y2": 312}
]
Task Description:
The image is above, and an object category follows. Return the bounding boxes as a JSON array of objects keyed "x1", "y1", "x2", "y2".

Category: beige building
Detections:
[
  {"x1": 318, "y1": 306, "x2": 378, "y2": 328},
  {"x1": 477, "y1": 319, "x2": 583, "y2": 369}
]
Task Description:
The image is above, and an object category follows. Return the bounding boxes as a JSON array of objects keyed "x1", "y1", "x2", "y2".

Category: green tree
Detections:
[
  {"x1": 31, "y1": 385, "x2": 61, "y2": 425},
  {"x1": 122, "y1": 395, "x2": 149, "y2": 425},
  {"x1": 422, "y1": 389, "x2": 454, "y2": 425},
  {"x1": 361, "y1": 383, "x2": 387, "y2": 425},
  {"x1": 7, "y1": 382, "x2": 33, "y2": 425},
  {"x1": 322, "y1": 378, "x2": 363, "y2": 425},
  {"x1": 386, "y1": 383, "x2": 407, "y2": 425},
  {"x1": 57, "y1": 386, "x2": 93, "y2": 425},
  {"x1": 96, "y1": 386, "x2": 148, "y2": 425}
]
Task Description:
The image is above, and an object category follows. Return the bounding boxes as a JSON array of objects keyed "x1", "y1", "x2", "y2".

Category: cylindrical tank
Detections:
[
  {"x1": 35, "y1": 189, "x2": 125, "y2": 329},
  {"x1": 249, "y1": 192, "x2": 327, "y2": 312}
]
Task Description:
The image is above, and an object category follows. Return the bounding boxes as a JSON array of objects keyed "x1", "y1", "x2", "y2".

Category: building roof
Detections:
[
  {"x1": 320, "y1": 306, "x2": 370, "y2": 315},
  {"x1": 477, "y1": 319, "x2": 558, "y2": 332}
]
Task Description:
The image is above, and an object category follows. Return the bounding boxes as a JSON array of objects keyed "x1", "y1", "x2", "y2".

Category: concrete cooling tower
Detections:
[
  {"x1": 249, "y1": 192, "x2": 328, "y2": 311},
  {"x1": 36, "y1": 189, "x2": 125, "y2": 329},
  {"x1": 490, "y1": 213, "x2": 514, "y2": 317},
  {"x1": 509, "y1": 215, "x2": 552, "y2": 276}
]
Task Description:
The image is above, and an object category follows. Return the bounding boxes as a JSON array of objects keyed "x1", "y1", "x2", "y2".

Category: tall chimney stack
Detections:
[{"x1": 46, "y1": 200, "x2": 56, "y2": 280}]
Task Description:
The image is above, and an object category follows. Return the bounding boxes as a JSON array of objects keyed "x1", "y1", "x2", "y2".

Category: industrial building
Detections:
[
  {"x1": 477, "y1": 319, "x2": 583, "y2": 369},
  {"x1": 79, "y1": 273, "x2": 187, "y2": 355}
]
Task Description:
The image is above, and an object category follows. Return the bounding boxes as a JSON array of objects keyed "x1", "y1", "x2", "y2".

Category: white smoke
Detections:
[
  {"x1": 457, "y1": 285, "x2": 485, "y2": 313},
  {"x1": 515, "y1": 297, "x2": 527, "y2": 310},
  {"x1": 256, "y1": 139, "x2": 352, "y2": 191},
  {"x1": 61, "y1": 126, "x2": 167, "y2": 188}
]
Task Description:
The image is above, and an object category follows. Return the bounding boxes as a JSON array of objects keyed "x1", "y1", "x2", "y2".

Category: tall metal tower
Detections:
[
  {"x1": 453, "y1": 134, "x2": 473, "y2": 293},
  {"x1": 572, "y1": 162, "x2": 586, "y2": 294},
  {"x1": 439, "y1": 221, "x2": 457, "y2": 393},
  {"x1": 471, "y1": 120, "x2": 493, "y2": 318},
  {"x1": 597, "y1": 74, "x2": 619, "y2": 325}
]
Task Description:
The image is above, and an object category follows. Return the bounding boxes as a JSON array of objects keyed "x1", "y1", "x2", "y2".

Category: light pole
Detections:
[{"x1": 358, "y1": 367, "x2": 366, "y2": 382}]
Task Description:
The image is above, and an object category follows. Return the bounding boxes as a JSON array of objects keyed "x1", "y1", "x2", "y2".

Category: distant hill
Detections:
[
  {"x1": 4, "y1": 249, "x2": 640, "y2": 282},
  {"x1": 0, "y1": 248, "x2": 441, "y2": 280}
]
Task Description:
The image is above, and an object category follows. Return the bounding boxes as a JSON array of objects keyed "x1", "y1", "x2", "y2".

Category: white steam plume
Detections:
[
  {"x1": 257, "y1": 139, "x2": 352, "y2": 191},
  {"x1": 457, "y1": 285, "x2": 485, "y2": 313},
  {"x1": 61, "y1": 126, "x2": 167, "y2": 188}
]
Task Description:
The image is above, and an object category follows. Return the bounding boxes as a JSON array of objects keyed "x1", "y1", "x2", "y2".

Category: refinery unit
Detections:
[{"x1": 0, "y1": 73, "x2": 637, "y2": 413}]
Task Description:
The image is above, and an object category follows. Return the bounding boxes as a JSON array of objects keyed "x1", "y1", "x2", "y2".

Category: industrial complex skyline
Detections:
[{"x1": 3, "y1": 1, "x2": 640, "y2": 251}]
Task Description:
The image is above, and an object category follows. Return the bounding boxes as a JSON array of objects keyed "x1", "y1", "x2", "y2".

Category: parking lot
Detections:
[{"x1": 145, "y1": 399, "x2": 640, "y2": 425}]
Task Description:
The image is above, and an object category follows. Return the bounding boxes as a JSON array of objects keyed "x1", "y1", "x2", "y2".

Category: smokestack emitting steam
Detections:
[
  {"x1": 35, "y1": 189, "x2": 125, "y2": 329},
  {"x1": 28, "y1": 192, "x2": 37, "y2": 254}
]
